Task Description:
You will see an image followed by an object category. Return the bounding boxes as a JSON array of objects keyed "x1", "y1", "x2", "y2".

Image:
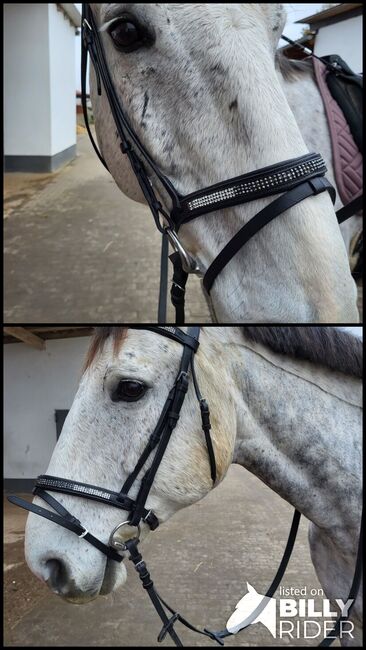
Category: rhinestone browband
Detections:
[{"x1": 133, "y1": 326, "x2": 200, "y2": 351}]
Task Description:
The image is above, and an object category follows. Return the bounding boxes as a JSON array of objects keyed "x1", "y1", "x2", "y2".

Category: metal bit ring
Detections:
[{"x1": 109, "y1": 521, "x2": 141, "y2": 552}]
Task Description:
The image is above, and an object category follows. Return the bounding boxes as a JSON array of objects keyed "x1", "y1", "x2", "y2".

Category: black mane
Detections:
[{"x1": 241, "y1": 327, "x2": 362, "y2": 378}]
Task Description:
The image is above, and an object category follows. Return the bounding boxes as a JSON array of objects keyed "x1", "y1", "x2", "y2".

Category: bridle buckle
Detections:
[
  {"x1": 82, "y1": 18, "x2": 93, "y2": 46},
  {"x1": 143, "y1": 509, "x2": 153, "y2": 522},
  {"x1": 82, "y1": 18, "x2": 92, "y2": 31}
]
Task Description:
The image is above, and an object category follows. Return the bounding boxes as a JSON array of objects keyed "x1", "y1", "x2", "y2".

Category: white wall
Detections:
[
  {"x1": 4, "y1": 3, "x2": 51, "y2": 156},
  {"x1": 4, "y1": 337, "x2": 90, "y2": 479},
  {"x1": 49, "y1": 4, "x2": 77, "y2": 154},
  {"x1": 315, "y1": 15, "x2": 363, "y2": 73},
  {"x1": 4, "y1": 3, "x2": 77, "y2": 158}
]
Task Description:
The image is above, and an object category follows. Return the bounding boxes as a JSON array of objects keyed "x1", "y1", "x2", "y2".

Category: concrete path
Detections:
[
  {"x1": 5, "y1": 465, "x2": 341, "y2": 647},
  {"x1": 4, "y1": 133, "x2": 210, "y2": 323}
]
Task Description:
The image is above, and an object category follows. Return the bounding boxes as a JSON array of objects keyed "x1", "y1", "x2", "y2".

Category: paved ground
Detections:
[
  {"x1": 4, "y1": 131, "x2": 210, "y2": 323},
  {"x1": 5, "y1": 465, "x2": 342, "y2": 647}
]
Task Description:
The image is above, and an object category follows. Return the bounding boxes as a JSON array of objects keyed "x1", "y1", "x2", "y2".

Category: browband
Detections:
[{"x1": 130, "y1": 326, "x2": 200, "y2": 352}]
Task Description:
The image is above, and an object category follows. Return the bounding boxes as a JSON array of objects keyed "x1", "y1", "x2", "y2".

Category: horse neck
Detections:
[
  {"x1": 226, "y1": 338, "x2": 362, "y2": 530},
  {"x1": 279, "y1": 64, "x2": 335, "y2": 198},
  {"x1": 176, "y1": 67, "x2": 357, "y2": 322}
]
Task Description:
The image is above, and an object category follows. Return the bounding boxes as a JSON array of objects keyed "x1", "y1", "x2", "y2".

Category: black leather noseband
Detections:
[{"x1": 80, "y1": 5, "x2": 357, "y2": 324}]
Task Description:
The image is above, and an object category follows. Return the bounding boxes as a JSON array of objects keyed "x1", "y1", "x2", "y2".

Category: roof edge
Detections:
[
  {"x1": 59, "y1": 3, "x2": 81, "y2": 28},
  {"x1": 296, "y1": 3, "x2": 363, "y2": 25}
]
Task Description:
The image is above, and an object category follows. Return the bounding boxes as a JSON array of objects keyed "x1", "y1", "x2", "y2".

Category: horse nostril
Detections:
[{"x1": 45, "y1": 558, "x2": 70, "y2": 594}]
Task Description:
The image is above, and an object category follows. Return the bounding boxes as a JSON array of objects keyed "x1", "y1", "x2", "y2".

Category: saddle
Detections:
[{"x1": 312, "y1": 54, "x2": 363, "y2": 214}]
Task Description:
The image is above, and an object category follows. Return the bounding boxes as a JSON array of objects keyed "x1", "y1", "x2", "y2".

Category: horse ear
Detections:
[{"x1": 246, "y1": 581, "x2": 256, "y2": 594}]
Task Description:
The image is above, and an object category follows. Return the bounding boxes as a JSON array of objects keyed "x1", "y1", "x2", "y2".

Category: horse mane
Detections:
[
  {"x1": 83, "y1": 327, "x2": 127, "y2": 371},
  {"x1": 275, "y1": 51, "x2": 313, "y2": 82},
  {"x1": 241, "y1": 327, "x2": 362, "y2": 378},
  {"x1": 84, "y1": 326, "x2": 362, "y2": 379}
]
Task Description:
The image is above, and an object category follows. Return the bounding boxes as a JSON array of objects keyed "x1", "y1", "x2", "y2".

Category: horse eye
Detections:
[
  {"x1": 112, "y1": 379, "x2": 147, "y2": 402},
  {"x1": 108, "y1": 17, "x2": 151, "y2": 52}
]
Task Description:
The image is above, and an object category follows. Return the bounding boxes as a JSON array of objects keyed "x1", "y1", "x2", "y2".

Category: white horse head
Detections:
[
  {"x1": 226, "y1": 581, "x2": 277, "y2": 637},
  {"x1": 25, "y1": 327, "x2": 235, "y2": 602},
  {"x1": 87, "y1": 3, "x2": 358, "y2": 322}
]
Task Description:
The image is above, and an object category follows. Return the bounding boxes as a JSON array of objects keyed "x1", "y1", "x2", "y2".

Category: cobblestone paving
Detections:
[{"x1": 4, "y1": 133, "x2": 211, "y2": 324}]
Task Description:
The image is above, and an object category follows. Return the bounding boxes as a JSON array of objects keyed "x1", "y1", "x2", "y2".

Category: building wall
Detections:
[
  {"x1": 4, "y1": 3, "x2": 51, "y2": 157},
  {"x1": 4, "y1": 3, "x2": 78, "y2": 171},
  {"x1": 49, "y1": 4, "x2": 77, "y2": 154},
  {"x1": 4, "y1": 337, "x2": 90, "y2": 483},
  {"x1": 315, "y1": 15, "x2": 363, "y2": 73}
]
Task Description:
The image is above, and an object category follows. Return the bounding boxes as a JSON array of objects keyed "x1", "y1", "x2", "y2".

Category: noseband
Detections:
[{"x1": 80, "y1": 5, "x2": 357, "y2": 324}]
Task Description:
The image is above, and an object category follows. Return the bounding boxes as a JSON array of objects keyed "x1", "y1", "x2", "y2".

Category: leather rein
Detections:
[
  {"x1": 8, "y1": 326, "x2": 363, "y2": 646},
  {"x1": 80, "y1": 5, "x2": 357, "y2": 324}
]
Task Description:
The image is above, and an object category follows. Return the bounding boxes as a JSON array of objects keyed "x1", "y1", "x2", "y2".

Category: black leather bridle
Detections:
[
  {"x1": 80, "y1": 4, "x2": 358, "y2": 324},
  {"x1": 7, "y1": 326, "x2": 363, "y2": 646},
  {"x1": 8, "y1": 326, "x2": 219, "y2": 645},
  {"x1": 8, "y1": 326, "x2": 215, "y2": 535}
]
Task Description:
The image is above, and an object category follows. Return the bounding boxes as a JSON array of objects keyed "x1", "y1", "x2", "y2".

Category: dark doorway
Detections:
[{"x1": 55, "y1": 410, "x2": 69, "y2": 440}]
